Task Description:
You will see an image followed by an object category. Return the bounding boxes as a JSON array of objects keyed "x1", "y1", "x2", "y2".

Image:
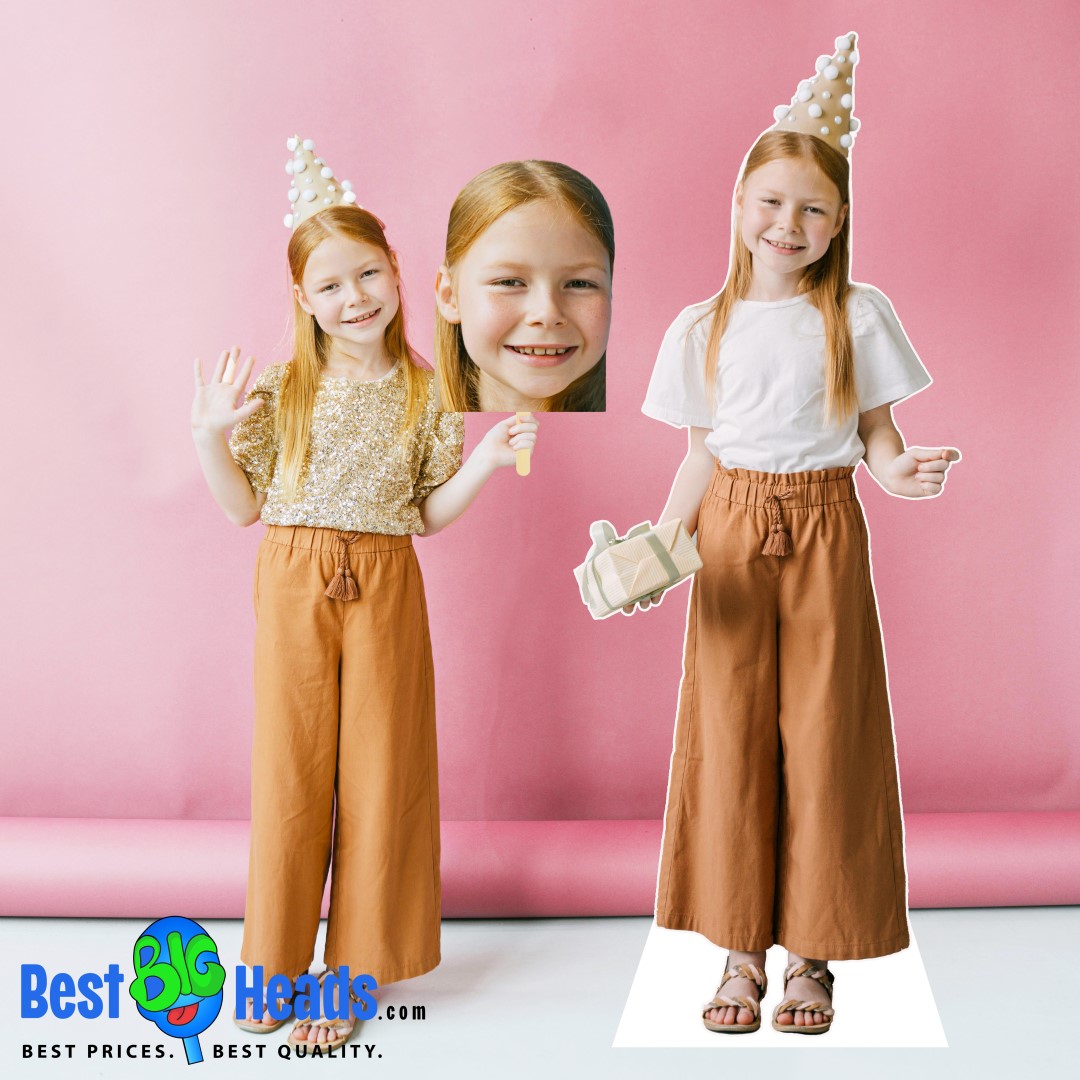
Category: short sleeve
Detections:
[
  {"x1": 228, "y1": 364, "x2": 283, "y2": 493},
  {"x1": 414, "y1": 408, "x2": 464, "y2": 503},
  {"x1": 641, "y1": 303, "x2": 716, "y2": 428},
  {"x1": 851, "y1": 286, "x2": 933, "y2": 412}
]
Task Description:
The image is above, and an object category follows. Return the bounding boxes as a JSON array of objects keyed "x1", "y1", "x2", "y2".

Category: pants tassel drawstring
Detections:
[
  {"x1": 325, "y1": 531, "x2": 361, "y2": 601},
  {"x1": 761, "y1": 490, "x2": 793, "y2": 557}
]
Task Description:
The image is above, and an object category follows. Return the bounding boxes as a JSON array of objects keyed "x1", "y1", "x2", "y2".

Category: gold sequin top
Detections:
[{"x1": 229, "y1": 361, "x2": 464, "y2": 535}]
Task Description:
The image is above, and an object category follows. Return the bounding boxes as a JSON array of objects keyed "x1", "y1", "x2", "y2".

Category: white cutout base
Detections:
[{"x1": 613, "y1": 919, "x2": 947, "y2": 1048}]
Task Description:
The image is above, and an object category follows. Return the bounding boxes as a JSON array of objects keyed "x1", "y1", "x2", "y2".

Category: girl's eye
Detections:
[
  {"x1": 492, "y1": 278, "x2": 525, "y2": 287},
  {"x1": 567, "y1": 279, "x2": 598, "y2": 289},
  {"x1": 762, "y1": 198, "x2": 780, "y2": 205},
  {"x1": 319, "y1": 283, "x2": 338, "y2": 293},
  {"x1": 805, "y1": 206, "x2": 825, "y2": 215},
  {"x1": 361, "y1": 268, "x2": 379, "y2": 278}
]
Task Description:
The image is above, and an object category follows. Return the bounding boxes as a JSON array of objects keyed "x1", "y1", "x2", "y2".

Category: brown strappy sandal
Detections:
[
  {"x1": 702, "y1": 959, "x2": 769, "y2": 1033},
  {"x1": 288, "y1": 968, "x2": 363, "y2": 1051},
  {"x1": 770, "y1": 961, "x2": 835, "y2": 1034},
  {"x1": 233, "y1": 979, "x2": 294, "y2": 1034}
]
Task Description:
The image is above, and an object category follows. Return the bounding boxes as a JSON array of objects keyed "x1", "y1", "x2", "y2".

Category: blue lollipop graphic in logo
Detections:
[{"x1": 129, "y1": 917, "x2": 225, "y2": 1065}]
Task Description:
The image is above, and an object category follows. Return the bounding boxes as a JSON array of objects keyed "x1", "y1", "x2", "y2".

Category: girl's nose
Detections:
[{"x1": 526, "y1": 286, "x2": 567, "y2": 326}]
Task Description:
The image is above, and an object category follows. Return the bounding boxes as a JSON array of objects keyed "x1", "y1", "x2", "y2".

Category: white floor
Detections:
[{"x1": 2, "y1": 907, "x2": 1075, "y2": 1078}]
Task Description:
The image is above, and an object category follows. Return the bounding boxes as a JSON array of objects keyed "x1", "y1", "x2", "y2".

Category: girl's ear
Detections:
[
  {"x1": 434, "y1": 264, "x2": 460, "y2": 324},
  {"x1": 293, "y1": 282, "x2": 314, "y2": 317},
  {"x1": 734, "y1": 181, "x2": 744, "y2": 212}
]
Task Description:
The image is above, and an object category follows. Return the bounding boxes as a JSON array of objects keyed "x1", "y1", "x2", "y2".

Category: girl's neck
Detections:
[
  {"x1": 476, "y1": 370, "x2": 546, "y2": 413},
  {"x1": 322, "y1": 339, "x2": 395, "y2": 382},
  {"x1": 744, "y1": 262, "x2": 804, "y2": 302}
]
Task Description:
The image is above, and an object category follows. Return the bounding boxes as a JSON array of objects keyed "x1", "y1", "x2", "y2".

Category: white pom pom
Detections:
[
  {"x1": 835, "y1": 34, "x2": 852, "y2": 51},
  {"x1": 292, "y1": 159, "x2": 306, "y2": 174},
  {"x1": 798, "y1": 79, "x2": 812, "y2": 92},
  {"x1": 773, "y1": 105, "x2": 788, "y2": 121},
  {"x1": 314, "y1": 157, "x2": 323, "y2": 165},
  {"x1": 302, "y1": 189, "x2": 317, "y2": 202},
  {"x1": 320, "y1": 166, "x2": 333, "y2": 178},
  {"x1": 342, "y1": 191, "x2": 357, "y2": 204},
  {"x1": 808, "y1": 104, "x2": 822, "y2": 118},
  {"x1": 849, "y1": 117, "x2": 860, "y2": 130},
  {"x1": 302, "y1": 138, "x2": 314, "y2": 150},
  {"x1": 286, "y1": 136, "x2": 298, "y2": 151},
  {"x1": 328, "y1": 185, "x2": 336, "y2": 192},
  {"x1": 323, "y1": 197, "x2": 332, "y2": 204},
  {"x1": 841, "y1": 93, "x2": 853, "y2": 109},
  {"x1": 849, "y1": 50, "x2": 859, "y2": 64},
  {"x1": 834, "y1": 116, "x2": 843, "y2": 125},
  {"x1": 340, "y1": 180, "x2": 353, "y2": 192},
  {"x1": 816, "y1": 54, "x2": 831, "y2": 71},
  {"x1": 822, "y1": 90, "x2": 831, "y2": 99},
  {"x1": 840, "y1": 134, "x2": 852, "y2": 148},
  {"x1": 284, "y1": 213, "x2": 294, "y2": 227},
  {"x1": 820, "y1": 126, "x2": 830, "y2": 135},
  {"x1": 294, "y1": 148, "x2": 304, "y2": 158},
  {"x1": 797, "y1": 87, "x2": 812, "y2": 102},
  {"x1": 846, "y1": 76, "x2": 853, "y2": 85},
  {"x1": 824, "y1": 64, "x2": 839, "y2": 79},
  {"x1": 288, "y1": 188, "x2": 300, "y2": 203},
  {"x1": 304, "y1": 177, "x2": 313, "y2": 184},
  {"x1": 285, "y1": 160, "x2": 294, "y2": 174}
]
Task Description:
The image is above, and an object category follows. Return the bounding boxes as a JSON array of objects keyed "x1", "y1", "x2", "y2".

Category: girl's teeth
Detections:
[{"x1": 512, "y1": 346, "x2": 570, "y2": 355}]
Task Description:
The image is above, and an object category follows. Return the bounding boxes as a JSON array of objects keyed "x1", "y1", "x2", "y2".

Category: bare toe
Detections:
[
  {"x1": 737, "y1": 1007, "x2": 754, "y2": 1025},
  {"x1": 776, "y1": 1012, "x2": 793, "y2": 1025},
  {"x1": 794, "y1": 1009, "x2": 806, "y2": 1026}
]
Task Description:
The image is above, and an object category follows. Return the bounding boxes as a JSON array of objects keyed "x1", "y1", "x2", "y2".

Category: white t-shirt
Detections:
[{"x1": 641, "y1": 284, "x2": 932, "y2": 472}]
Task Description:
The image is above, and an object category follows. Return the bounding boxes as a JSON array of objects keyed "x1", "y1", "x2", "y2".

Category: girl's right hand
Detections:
[
  {"x1": 623, "y1": 588, "x2": 667, "y2": 615},
  {"x1": 192, "y1": 346, "x2": 264, "y2": 437}
]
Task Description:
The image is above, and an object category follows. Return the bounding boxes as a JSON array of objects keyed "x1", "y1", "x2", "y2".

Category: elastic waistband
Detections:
[
  {"x1": 709, "y1": 463, "x2": 856, "y2": 508},
  {"x1": 262, "y1": 526, "x2": 414, "y2": 553}
]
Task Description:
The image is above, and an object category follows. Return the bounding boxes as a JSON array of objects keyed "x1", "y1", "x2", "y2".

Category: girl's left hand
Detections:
[
  {"x1": 885, "y1": 447, "x2": 962, "y2": 498},
  {"x1": 477, "y1": 413, "x2": 540, "y2": 471}
]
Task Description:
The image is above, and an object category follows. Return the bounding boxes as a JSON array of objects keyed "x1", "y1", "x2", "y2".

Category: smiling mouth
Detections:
[
  {"x1": 505, "y1": 345, "x2": 578, "y2": 367},
  {"x1": 342, "y1": 309, "x2": 380, "y2": 325},
  {"x1": 765, "y1": 239, "x2": 805, "y2": 251}
]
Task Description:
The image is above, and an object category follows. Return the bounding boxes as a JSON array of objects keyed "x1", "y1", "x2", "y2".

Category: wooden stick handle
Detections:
[{"x1": 515, "y1": 411, "x2": 532, "y2": 477}]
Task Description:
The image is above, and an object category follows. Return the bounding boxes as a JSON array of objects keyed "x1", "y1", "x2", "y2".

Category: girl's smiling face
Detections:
[
  {"x1": 736, "y1": 157, "x2": 847, "y2": 295},
  {"x1": 436, "y1": 200, "x2": 612, "y2": 410},
  {"x1": 294, "y1": 235, "x2": 400, "y2": 352}
]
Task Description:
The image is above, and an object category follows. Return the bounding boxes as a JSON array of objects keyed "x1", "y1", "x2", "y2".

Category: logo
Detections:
[{"x1": 129, "y1": 917, "x2": 225, "y2": 1065}]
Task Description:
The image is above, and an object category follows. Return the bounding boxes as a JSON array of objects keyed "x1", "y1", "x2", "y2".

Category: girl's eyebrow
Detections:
[
  {"x1": 311, "y1": 260, "x2": 381, "y2": 285},
  {"x1": 480, "y1": 261, "x2": 611, "y2": 275},
  {"x1": 757, "y1": 188, "x2": 833, "y2": 204}
]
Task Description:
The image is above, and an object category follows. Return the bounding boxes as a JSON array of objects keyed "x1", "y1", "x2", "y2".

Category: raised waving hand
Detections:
[{"x1": 192, "y1": 346, "x2": 264, "y2": 435}]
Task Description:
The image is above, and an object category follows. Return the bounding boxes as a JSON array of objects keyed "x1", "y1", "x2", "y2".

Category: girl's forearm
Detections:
[
  {"x1": 192, "y1": 430, "x2": 263, "y2": 526},
  {"x1": 417, "y1": 449, "x2": 497, "y2": 537},
  {"x1": 861, "y1": 422, "x2": 905, "y2": 489},
  {"x1": 658, "y1": 435, "x2": 715, "y2": 536}
]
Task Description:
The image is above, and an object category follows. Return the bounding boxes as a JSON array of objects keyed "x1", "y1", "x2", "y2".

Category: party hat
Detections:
[
  {"x1": 769, "y1": 32, "x2": 860, "y2": 156},
  {"x1": 283, "y1": 135, "x2": 361, "y2": 229}
]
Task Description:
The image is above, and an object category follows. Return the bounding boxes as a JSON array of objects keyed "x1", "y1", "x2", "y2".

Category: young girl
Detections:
[
  {"x1": 434, "y1": 159, "x2": 612, "y2": 412},
  {"x1": 190, "y1": 137, "x2": 537, "y2": 1049},
  {"x1": 638, "y1": 35, "x2": 959, "y2": 1035}
]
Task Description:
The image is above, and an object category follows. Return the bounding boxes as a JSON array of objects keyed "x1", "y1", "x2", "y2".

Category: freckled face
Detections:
[
  {"x1": 441, "y1": 200, "x2": 612, "y2": 408},
  {"x1": 737, "y1": 157, "x2": 847, "y2": 282},
  {"x1": 294, "y1": 235, "x2": 400, "y2": 347}
]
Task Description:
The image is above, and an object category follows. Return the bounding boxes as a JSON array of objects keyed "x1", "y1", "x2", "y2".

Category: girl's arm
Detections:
[
  {"x1": 657, "y1": 426, "x2": 715, "y2": 534},
  {"x1": 418, "y1": 415, "x2": 538, "y2": 536},
  {"x1": 858, "y1": 403, "x2": 961, "y2": 498},
  {"x1": 191, "y1": 348, "x2": 267, "y2": 527},
  {"x1": 625, "y1": 426, "x2": 714, "y2": 613}
]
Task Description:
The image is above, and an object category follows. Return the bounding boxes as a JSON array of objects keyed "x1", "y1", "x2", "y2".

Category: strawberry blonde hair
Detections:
[
  {"x1": 435, "y1": 160, "x2": 612, "y2": 412},
  {"x1": 276, "y1": 205, "x2": 429, "y2": 500},
  {"x1": 701, "y1": 131, "x2": 856, "y2": 424}
]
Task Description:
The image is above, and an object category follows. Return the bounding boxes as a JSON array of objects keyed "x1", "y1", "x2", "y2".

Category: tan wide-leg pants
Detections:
[
  {"x1": 656, "y1": 465, "x2": 910, "y2": 961},
  {"x1": 240, "y1": 526, "x2": 441, "y2": 985}
]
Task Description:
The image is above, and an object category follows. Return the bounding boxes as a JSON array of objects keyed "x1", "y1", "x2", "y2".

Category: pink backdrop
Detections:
[{"x1": 2, "y1": 1, "x2": 1078, "y2": 911}]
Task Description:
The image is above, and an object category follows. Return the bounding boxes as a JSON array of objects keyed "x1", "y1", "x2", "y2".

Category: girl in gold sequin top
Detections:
[{"x1": 191, "y1": 205, "x2": 537, "y2": 1049}]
